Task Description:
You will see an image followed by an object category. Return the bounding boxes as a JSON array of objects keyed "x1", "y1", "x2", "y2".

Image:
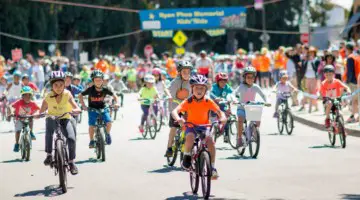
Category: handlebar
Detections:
[{"x1": 232, "y1": 101, "x2": 271, "y2": 107}]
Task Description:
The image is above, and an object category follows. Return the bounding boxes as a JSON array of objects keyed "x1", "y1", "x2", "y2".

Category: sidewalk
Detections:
[{"x1": 291, "y1": 104, "x2": 360, "y2": 137}]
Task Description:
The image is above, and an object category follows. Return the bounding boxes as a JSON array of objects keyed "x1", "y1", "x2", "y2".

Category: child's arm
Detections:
[
  {"x1": 39, "y1": 100, "x2": 48, "y2": 114},
  {"x1": 255, "y1": 85, "x2": 268, "y2": 102},
  {"x1": 288, "y1": 82, "x2": 298, "y2": 91}
]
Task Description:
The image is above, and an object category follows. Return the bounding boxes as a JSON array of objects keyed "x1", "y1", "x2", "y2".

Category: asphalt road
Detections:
[{"x1": 0, "y1": 93, "x2": 360, "y2": 200}]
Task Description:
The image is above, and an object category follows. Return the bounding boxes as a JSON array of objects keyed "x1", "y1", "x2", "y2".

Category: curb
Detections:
[{"x1": 293, "y1": 115, "x2": 360, "y2": 137}]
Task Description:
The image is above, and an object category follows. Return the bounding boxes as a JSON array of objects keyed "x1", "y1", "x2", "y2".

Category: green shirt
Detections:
[
  {"x1": 139, "y1": 86, "x2": 158, "y2": 105},
  {"x1": 127, "y1": 69, "x2": 137, "y2": 82}
]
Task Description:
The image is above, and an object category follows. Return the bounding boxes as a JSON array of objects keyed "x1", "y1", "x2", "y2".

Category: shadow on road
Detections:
[
  {"x1": 148, "y1": 165, "x2": 183, "y2": 173},
  {"x1": 0, "y1": 130, "x2": 14, "y2": 134},
  {"x1": 1, "y1": 158, "x2": 24, "y2": 163},
  {"x1": 166, "y1": 192, "x2": 238, "y2": 200},
  {"x1": 219, "y1": 155, "x2": 254, "y2": 160},
  {"x1": 340, "y1": 194, "x2": 360, "y2": 200},
  {"x1": 129, "y1": 137, "x2": 150, "y2": 141},
  {"x1": 14, "y1": 185, "x2": 73, "y2": 197},
  {"x1": 75, "y1": 158, "x2": 102, "y2": 165},
  {"x1": 216, "y1": 147, "x2": 233, "y2": 151},
  {"x1": 308, "y1": 144, "x2": 337, "y2": 149}
]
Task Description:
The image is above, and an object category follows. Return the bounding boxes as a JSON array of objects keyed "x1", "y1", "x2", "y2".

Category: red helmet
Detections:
[{"x1": 215, "y1": 72, "x2": 229, "y2": 82}]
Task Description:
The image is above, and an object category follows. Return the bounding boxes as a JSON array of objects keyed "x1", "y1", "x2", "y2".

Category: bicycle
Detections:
[
  {"x1": 47, "y1": 112, "x2": 78, "y2": 193},
  {"x1": 235, "y1": 101, "x2": 270, "y2": 158},
  {"x1": 88, "y1": 107, "x2": 109, "y2": 161},
  {"x1": 9, "y1": 114, "x2": 40, "y2": 161},
  {"x1": 166, "y1": 126, "x2": 186, "y2": 167},
  {"x1": 276, "y1": 92, "x2": 294, "y2": 135},
  {"x1": 325, "y1": 97, "x2": 346, "y2": 148},
  {"x1": 0, "y1": 95, "x2": 6, "y2": 121},
  {"x1": 212, "y1": 100, "x2": 238, "y2": 149},
  {"x1": 139, "y1": 98, "x2": 158, "y2": 139},
  {"x1": 184, "y1": 122, "x2": 216, "y2": 200},
  {"x1": 74, "y1": 95, "x2": 83, "y2": 124},
  {"x1": 155, "y1": 97, "x2": 169, "y2": 132}
]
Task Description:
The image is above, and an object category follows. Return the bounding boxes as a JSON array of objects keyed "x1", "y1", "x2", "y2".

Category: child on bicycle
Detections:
[
  {"x1": 210, "y1": 72, "x2": 233, "y2": 143},
  {"x1": 7, "y1": 86, "x2": 39, "y2": 152},
  {"x1": 234, "y1": 66, "x2": 269, "y2": 147},
  {"x1": 319, "y1": 65, "x2": 350, "y2": 128},
  {"x1": 272, "y1": 70, "x2": 298, "y2": 118},
  {"x1": 165, "y1": 61, "x2": 193, "y2": 157},
  {"x1": 138, "y1": 74, "x2": 159, "y2": 133},
  {"x1": 39, "y1": 71, "x2": 81, "y2": 175},
  {"x1": 172, "y1": 74, "x2": 226, "y2": 180},
  {"x1": 79, "y1": 70, "x2": 119, "y2": 148}
]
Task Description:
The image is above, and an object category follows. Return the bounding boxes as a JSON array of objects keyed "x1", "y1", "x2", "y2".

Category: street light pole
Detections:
[{"x1": 262, "y1": 5, "x2": 268, "y2": 47}]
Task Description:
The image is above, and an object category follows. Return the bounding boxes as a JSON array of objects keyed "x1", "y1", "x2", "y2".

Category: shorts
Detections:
[
  {"x1": 259, "y1": 72, "x2": 270, "y2": 78},
  {"x1": 169, "y1": 114, "x2": 180, "y2": 128},
  {"x1": 15, "y1": 121, "x2": 25, "y2": 132},
  {"x1": 88, "y1": 108, "x2": 112, "y2": 126},
  {"x1": 237, "y1": 109, "x2": 246, "y2": 118},
  {"x1": 185, "y1": 126, "x2": 209, "y2": 136}
]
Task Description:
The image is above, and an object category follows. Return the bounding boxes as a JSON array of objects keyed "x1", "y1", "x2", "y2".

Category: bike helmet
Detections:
[
  {"x1": 144, "y1": 74, "x2": 155, "y2": 83},
  {"x1": 190, "y1": 74, "x2": 208, "y2": 86},
  {"x1": 103, "y1": 74, "x2": 110, "y2": 80},
  {"x1": 243, "y1": 66, "x2": 257, "y2": 77},
  {"x1": 91, "y1": 70, "x2": 104, "y2": 79},
  {"x1": 13, "y1": 71, "x2": 22, "y2": 77},
  {"x1": 21, "y1": 74, "x2": 29, "y2": 80},
  {"x1": 160, "y1": 69, "x2": 167, "y2": 76},
  {"x1": 20, "y1": 86, "x2": 33, "y2": 96},
  {"x1": 177, "y1": 60, "x2": 193, "y2": 72},
  {"x1": 152, "y1": 68, "x2": 161, "y2": 75},
  {"x1": 0, "y1": 75, "x2": 8, "y2": 82},
  {"x1": 49, "y1": 71, "x2": 66, "y2": 84},
  {"x1": 73, "y1": 74, "x2": 81, "y2": 80},
  {"x1": 65, "y1": 72, "x2": 73, "y2": 78},
  {"x1": 279, "y1": 70, "x2": 288, "y2": 78},
  {"x1": 324, "y1": 65, "x2": 335, "y2": 73},
  {"x1": 114, "y1": 72, "x2": 122, "y2": 77},
  {"x1": 215, "y1": 72, "x2": 229, "y2": 82}
]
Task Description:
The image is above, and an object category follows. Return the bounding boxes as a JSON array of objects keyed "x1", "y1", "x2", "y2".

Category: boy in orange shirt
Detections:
[
  {"x1": 172, "y1": 74, "x2": 226, "y2": 180},
  {"x1": 320, "y1": 65, "x2": 350, "y2": 128}
]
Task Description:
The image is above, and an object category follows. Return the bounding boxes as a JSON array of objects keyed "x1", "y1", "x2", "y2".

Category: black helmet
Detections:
[
  {"x1": 243, "y1": 66, "x2": 257, "y2": 77},
  {"x1": 324, "y1": 65, "x2": 335, "y2": 73},
  {"x1": 91, "y1": 70, "x2": 104, "y2": 79},
  {"x1": 190, "y1": 74, "x2": 208, "y2": 86},
  {"x1": 177, "y1": 60, "x2": 193, "y2": 72}
]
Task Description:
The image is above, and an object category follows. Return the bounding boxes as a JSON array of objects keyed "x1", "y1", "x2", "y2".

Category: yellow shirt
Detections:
[{"x1": 45, "y1": 90, "x2": 73, "y2": 119}]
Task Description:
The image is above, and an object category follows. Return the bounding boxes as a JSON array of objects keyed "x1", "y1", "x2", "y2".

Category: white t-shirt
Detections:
[
  {"x1": 32, "y1": 64, "x2": 45, "y2": 82},
  {"x1": 286, "y1": 59, "x2": 296, "y2": 77},
  {"x1": 195, "y1": 57, "x2": 212, "y2": 69},
  {"x1": 305, "y1": 61, "x2": 316, "y2": 78},
  {"x1": 335, "y1": 57, "x2": 344, "y2": 75}
]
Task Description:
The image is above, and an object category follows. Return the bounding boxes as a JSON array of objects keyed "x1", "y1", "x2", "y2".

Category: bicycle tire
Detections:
[
  {"x1": 142, "y1": 120, "x2": 148, "y2": 139},
  {"x1": 285, "y1": 110, "x2": 294, "y2": 135},
  {"x1": 228, "y1": 120, "x2": 238, "y2": 149},
  {"x1": 25, "y1": 133, "x2": 31, "y2": 161},
  {"x1": 250, "y1": 123, "x2": 260, "y2": 158},
  {"x1": 114, "y1": 109, "x2": 117, "y2": 120},
  {"x1": 78, "y1": 112, "x2": 82, "y2": 124},
  {"x1": 200, "y1": 151, "x2": 211, "y2": 199},
  {"x1": 156, "y1": 110, "x2": 163, "y2": 132},
  {"x1": 337, "y1": 116, "x2": 346, "y2": 148},
  {"x1": 328, "y1": 121, "x2": 336, "y2": 146},
  {"x1": 167, "y1": 142, "x2": 178, "y2": 166},
  {"x1": 213, "y1": 125, "x2": 220, "y2": 142},
  {"x1": 277, "y1": 108, "x2": 285, "y2": 134},
  {"x1": 149, "y1": 117, "x2": 157, "y2": 139},
  {"x1": 56, "y1": 139, "x2": 67, "y2": 193},
  {"x1": 99, "y1": 129, "x2": 106, "y2": 162},
  {"x1": 95, "y1": 129, "x2": 101, "y2": 159},
  {"x1": 20, "y1": 135, "x2": 26, "y2": 160},
  {"x1": 190, "y1": 145, "x2": 199, "y2": 194}
]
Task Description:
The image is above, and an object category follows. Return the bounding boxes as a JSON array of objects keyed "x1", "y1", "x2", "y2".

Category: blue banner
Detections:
[{"x1": 139, "y1": 7, "x2": 247, "y2": 30}]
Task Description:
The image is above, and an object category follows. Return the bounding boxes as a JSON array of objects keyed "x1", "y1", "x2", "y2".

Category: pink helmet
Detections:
[{"x1": 152, "y1": 68, "x2": 161, "y2": 75}]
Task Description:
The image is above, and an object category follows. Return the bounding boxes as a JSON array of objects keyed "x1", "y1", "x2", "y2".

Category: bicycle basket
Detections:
[{"x1": 244, "y1": 105, "x2": 263, "y2": 121}]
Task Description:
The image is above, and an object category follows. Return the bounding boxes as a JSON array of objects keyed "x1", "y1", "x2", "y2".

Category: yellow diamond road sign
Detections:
[
  {"x1": 173, "y1": 31, "x2": 188, "y2": 47},
  {"x1": 176, "y1": 47, "x2": 185, "y2": 55}
]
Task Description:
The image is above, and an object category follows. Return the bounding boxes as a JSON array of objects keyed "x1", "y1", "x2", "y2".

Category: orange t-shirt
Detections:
[
  {"x1": 251, "y1": 57, "x2": 261, "y2": 71},
  {"x1": 259, "y1": 55, "x2": 271, "y2": 72},
  {"x1": 95, "y1": 60, "x2": 109, "y2": 73},
  {"x1": 320, "y1": 79, "x2": 345, "y2": 98},
  {"x1": 178, "y1": 97, "x2": 220, "y2": 125},
  {"x1": 166, "y1": 58, "x2": 177, "y2": 79},
  {"x1": 274, "y1": 52, "x2": 286, "y2": 69}
]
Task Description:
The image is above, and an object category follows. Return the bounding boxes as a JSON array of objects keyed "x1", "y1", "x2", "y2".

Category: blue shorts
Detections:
[
  {"x1": 88, "y1": 108, "x2": 112, "y2": 126},
  {"x1": 185, "y1": 126, "x2": 209, "y2": 136},
  {"x1": 237, "y1": 109, "x2": 246, "y2": 118}
]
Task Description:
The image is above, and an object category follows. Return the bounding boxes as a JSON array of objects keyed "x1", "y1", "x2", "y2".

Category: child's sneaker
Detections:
[
  {"x1": 13, "y1": 144, "x2": 19, "y2": 152},
  {"x1": 273, "y1": 112, "x2": 279, "y2": 118},
  {"x1": 30, "y1": 131, "x2": 36, "y2": 140},
  {"x1": 138, "y1": 126, "x2": 144, "y2": 133},
  {"x1": 325, "y1": 118, "x2": 330, "y2": 128}
]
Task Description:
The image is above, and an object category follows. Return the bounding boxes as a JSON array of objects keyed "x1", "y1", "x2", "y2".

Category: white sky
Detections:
[{"x1": 327, "y1": 0, "x2": 353, "y2": 10}]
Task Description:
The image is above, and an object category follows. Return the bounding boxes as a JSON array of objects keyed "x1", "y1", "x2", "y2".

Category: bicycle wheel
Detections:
[
  {"x1": 113, "y1": 109, "x2": 118, "y2": 120},
  {"x1": 142, "y1": 120, "x2": 148, "y2": 139},
  {"x1": 77, "y1": 112, "x2": 82, "y2": 124},
  {"x1": 285, "y1": 110, "x2": 294, "y2": 135},
  {"x1": 200, "y1": 151, "x2": 211, "y2": 199},
  {"x1": 25, "y1": 133, "x2": 31, "y2": 161},
  {"x1": 20, "y1": 135, "x2": 26, "y2": 160},
  {"x1": 277, "y1": 108, "x2": 284, "y2": 134},
  {"x1": 228, "y1": 120, "x2": 238, "y2": 149},
  {"x1": 190, "y1": 146, "x2": 199, "y2": 194},
  {"x1": 99, "y1": 129, "x2": 106, "y2": 162},
  {"x1": 167, "y1": 142, "x2": 178, "y2": 167},
  {"x1": 212, "y1": 125, "x2": 220, "y2": 143},
  {"x1": 249, "y1": 123, "x2": 260, "y2": 159},
  {"x1": 95, "y1": 129, "x2": 101, "y2": 159},
  {"x1": 149, "y1": 117, "x2": 157, "y2": 139},
  {"x1": 328, "y1": 121, "x2": 336, "y2": 146},
  {"x1": 337, "y1": 116, "x2": 346, "y2": 148},
  {"x1": 156, "y1": 109, "x2": 163, "y2": 132},
  {"x1": 56, "y1": 140, "x2": 67, "y2": 193}
]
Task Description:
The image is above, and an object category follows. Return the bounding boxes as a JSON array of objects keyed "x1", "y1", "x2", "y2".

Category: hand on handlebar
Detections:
[
  {"x1": 82, "y1": 106, "x2": 88, "y2": 111},
  {"x1": 177, "y1": 118, "x2": 185, "y2": 127}
]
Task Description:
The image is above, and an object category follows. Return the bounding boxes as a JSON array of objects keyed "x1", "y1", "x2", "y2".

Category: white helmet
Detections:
[{"x1": 144, "y1": 74, "x2": 155, "y2": 83}]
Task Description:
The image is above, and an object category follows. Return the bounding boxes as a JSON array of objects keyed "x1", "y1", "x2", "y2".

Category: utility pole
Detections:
[{"x1": 262, "y1": 6, "x2": 268, "y2": 47}]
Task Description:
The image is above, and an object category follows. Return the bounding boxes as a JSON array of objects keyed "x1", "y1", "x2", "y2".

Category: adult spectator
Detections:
[
  {"x1": 317, "y1": 53, "x2": 335, "y2": 82},
  {"x1": 195, "y1": 50, "x2": 214, "y2": 81},
  {"x1": 259, "y1": 48, "x2": 271, "y2": 88},
  {"x1": 344, "y1": 42, "x2": 360, "y2": 123},
  {"x1": 285, "y1": 47, "x2": 299, "y2": 106},
  {"x1": 32, "y1": 60, "x2": 45, "y2": 91},
  {"x1": 299, "y1": 46, "x2": 320, "y2": 113},
  {"x1": 273, "y1": 46, "x2": 286, "y2": 83},
  {"x1": 162, "y1": 52, "x2": 177, "y2": 80},
  {"x1": 331, "y1": 46, "x2": 344, "y2": 80}
]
